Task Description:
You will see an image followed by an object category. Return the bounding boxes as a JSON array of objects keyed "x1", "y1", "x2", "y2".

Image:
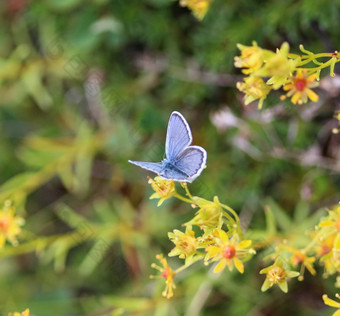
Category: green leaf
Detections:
[{"x1": 264, "y1": 198, "x2": 291, "y2": 231}]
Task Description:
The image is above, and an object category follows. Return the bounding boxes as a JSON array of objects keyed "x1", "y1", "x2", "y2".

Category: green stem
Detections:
[
  {"x1": 220, "y1": 203, "x2": 244, "y2": 237},
  {"x1": 175, "y1": 254, "x2": 204, "y2": 273},
  {"x1": 173, "y1": 192, "x2": 193, "y2": 204},
  {"x1": 298, "y1": 57, "x2": 336, "y2": 73},
  {"x1": 182, "y1": 183, "x2": 194, "y2": 200}
]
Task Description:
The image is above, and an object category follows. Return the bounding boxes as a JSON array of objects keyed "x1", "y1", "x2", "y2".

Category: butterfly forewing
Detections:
[
  {"x1": 173, "y1": 146, "x2": 207, "y2": 182},
  {"x1": 165, "y1": 111, "x2": 192, "y2": 161},
  {"x1": 128, "y1": 160, "x2": 163, "y2": 174}
]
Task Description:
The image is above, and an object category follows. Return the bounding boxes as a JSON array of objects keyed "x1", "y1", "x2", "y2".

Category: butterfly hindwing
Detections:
[
  {"x1": 173, "y1": 146, "x2": 207, "y2": 182},
  {"x1": 159, "y1": 167, "x2": 190, "y2": 182},
  {"x1": 165, "y1": 111, "x2": 192, "y2": 161}
]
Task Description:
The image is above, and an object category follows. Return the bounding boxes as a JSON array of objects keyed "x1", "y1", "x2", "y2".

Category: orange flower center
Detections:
[
  {"x1": 321, "y1": 245, "x2": 330, "y2": 255},
  {"x1": 293, "y1": 253, "x2": 304, "y2": 265},
  {"x1": 267, "y1": 266, "x2": 286, "y2": 284},
  {"x1": 336, "y1": 221, "x2": 340, "y2": 233},
  {"x1": 223, "y1": 245, "x2": 236, "y2": 259},
  {"x1": 0, "y1": 218, "x2": 9, "y2": 233},
  {"x1": 295, "y1": 79, "x2": 306, "y2": 91}
]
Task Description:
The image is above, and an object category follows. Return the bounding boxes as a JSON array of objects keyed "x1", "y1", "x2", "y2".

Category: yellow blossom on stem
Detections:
[
  {"x1": 290, "y1": 250, "x2": 316, "y2": 280},
  {"x1": 148, "y1": 176, "x2": 175, "y2": 206},
  {"x1": 320, "y1": 234, "x2": 340, "y2": 275},
  {"x1": 260, "y1": 258, "x2": 299, "y2": 293},
  {"x1": 8, "y1": 309, "x2": 30, "y2": 316},
  {"x1": 186, "y1": 196, "x2": 223, "y2": 229},
  {"x1": 179, "y1": 0, "x2": 213, "y2": 20},
  {"x1": 236, "y1": 76, "x2": 271, "y2": 109},
  {"x1": 319, "y1": 204, "x2": 340, "y2": 234},
  {"x1": 150, "y1": 254, "x2": 176, "y2": 299},
  {"x1": 323, "y1": 293, "x2": 340, "y2": 316},
  {"x1": 234, "y1": 42, "x2": 272, "y2": 74},
  {"x1": 204, "y1": 229, "x2": 255, "y2": 273},
  {"x1": 315, "y1": 235, "x2": 334, "y2": 258},
  {"x1": 263, "y1": 42, "x2": 297, "y2": 89},
  {"x1": 0, "y1": 200, "x2": 24, "y2": 248},
  {"x1": 168, "y1": 226, "x2": 197, "y2": 265},
  {"x1": 282, "y1": 69, "x2": 319, "y2": 105}
]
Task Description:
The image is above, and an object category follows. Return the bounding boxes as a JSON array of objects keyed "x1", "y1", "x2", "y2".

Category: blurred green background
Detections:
[{"x1": 1, "y1": 0, "x2": 340, "y2": 315}]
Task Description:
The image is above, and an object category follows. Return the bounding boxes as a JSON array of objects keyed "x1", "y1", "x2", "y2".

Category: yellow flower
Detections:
[
  {"x1": 179, "y1": 0, "x2": 213, "y2": 20},
  {"x1": 290, "y1": 251, "x2": 316, "y2": 279},
  {"x1": 320, "y1": 234, "x2": 340, "y2": 275},
  {"x1": 261, "y1": 42, "x2": 297, "y2": 89},
  {"x1": 150, "y1": 254, "x2": 176, "y2": 299},
  {"x1": 260, "y1": 258, "x2": 299, "y2": 293},
  {"x1": 168, "y1": 226, "x2": 197, "y2": 264},
  {"x1": 0, "y1": 200, "x2": 24, "y2": 248},
  {"x1": 148, "y1": 176, "x2": 175, "y2": 206},
  {"x1": 234, "y1": 42, "x2": 267, "y2": 74},
  {"x1": 282, "y1": 69, "x2": 319, "y2": 104},
  {"x1": 315, "y1": 235, "x2": 334, "y2": 258},
  {"x1": 236, "y1": 76, "x2": 271, "y2": 109},
  {"x1": 186, "y1": 196, "x2": 223, "y2": 229},
  {"x1": 8, "y1": 309, "x2": 30, "y2": 316},
  {"x1": 319, "y1": 204, "x2": 340, "y2": 234},
  {"x1": 323, "y1": 293, "x2": 340, "y2": 316},
  {"x1": 204, "y1": 229, "x2": 255, "y2": 273}
]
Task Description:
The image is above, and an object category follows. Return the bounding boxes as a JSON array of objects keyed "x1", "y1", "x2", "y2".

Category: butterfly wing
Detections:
[
  {"x1": 165, "y1": 111, "x2": 192, "y2": 161},
  {"x1": 128, "y1": 160, "x2": 163, "y2": 175},
  {"x1": 172, "y1": 145, "x2": 207, "y2": 183}
]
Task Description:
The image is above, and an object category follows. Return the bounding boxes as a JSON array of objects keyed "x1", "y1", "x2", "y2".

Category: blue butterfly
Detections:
[{"x1": 129, "y1": 111, "x2": 207, "y2": 183}]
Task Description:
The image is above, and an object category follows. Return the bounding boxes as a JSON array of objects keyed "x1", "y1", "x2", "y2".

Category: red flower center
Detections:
[
  {"x1": 295, "y1": 79, "x2": 306, "y2": 91},
  {"x1": 322, "y1": 245, "x2": 330, "y2": 255},
  {"x1": 161, "y1": 267, "x2": 170, "y2": 280},
  {"x1": 293, "y1": 253, "x2": 304, "y2": 264},
  {"x1": 223, "y1": 245, "x2": 236, "y2": 259}
]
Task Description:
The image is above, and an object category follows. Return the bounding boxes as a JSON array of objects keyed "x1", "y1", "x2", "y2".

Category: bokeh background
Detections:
[{"x1": 1, "y1": 0, "x2": 340, "y2": 315}]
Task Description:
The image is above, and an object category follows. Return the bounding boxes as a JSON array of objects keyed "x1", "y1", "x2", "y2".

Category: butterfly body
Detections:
[{"x1": 129, "y1": 111, "x2": 207, "y2": 183}]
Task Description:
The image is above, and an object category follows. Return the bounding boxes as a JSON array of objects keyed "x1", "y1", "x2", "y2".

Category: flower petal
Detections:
[
  {"x1": 233, "y1": 257, "x2": 244, "y2": 273},
  {"x1": 306, "y1": 89, "x2": 319, "y2": 102},
  {"x1": 323, "y1": 295, "x2": 340, "y2": 308},
  {"x1": 238, "y1": 240, "x2": 252, "y2": 249},
  {"x1": 278, "y1": 280, "x2": 288, "y2": 293},
  {"x1": 214, "y1": 260, "x2": 227, "y2": 273},
  {"x1": 219, "y1": 229, "x2": 229, "y2": 243},
  {"x1": 261, "y1": 278, "x2": 271, "y2": 292}
]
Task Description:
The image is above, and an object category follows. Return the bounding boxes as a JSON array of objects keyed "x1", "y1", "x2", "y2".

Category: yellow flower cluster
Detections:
[
  {"x1": 259, "y1": 202, "x2": 340, "y2": 294},
  {"x1": 235, "y1": 42, "x2": 321, "y2": 108},
  {"x1": 316, "y1": 204, "x2": 340, "y2": 276},
  {"x1": 148, "y1": 177, "x2": 256, "y2": 298},
  {"x1": 179, "y1": 0, "x2": 213, "y2": 20}
]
